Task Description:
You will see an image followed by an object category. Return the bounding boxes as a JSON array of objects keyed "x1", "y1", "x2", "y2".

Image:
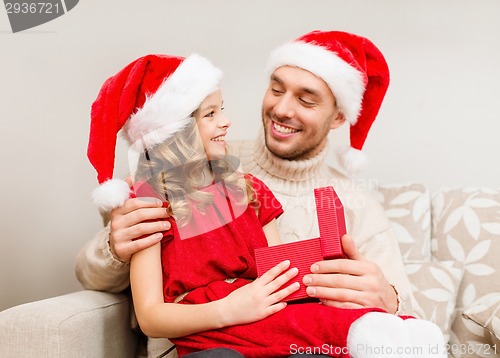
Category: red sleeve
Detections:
[
  {"x1": 131, "y1": 180, "x2": 163, "y2": 200},
  {"x1": 246, "y1": 174, "x2": 284, "y2": 227}
]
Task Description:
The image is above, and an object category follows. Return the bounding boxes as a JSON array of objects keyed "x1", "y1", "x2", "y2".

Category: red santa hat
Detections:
[
  {"x1": 87, "y1": 53, "x2": 222, "y2": 211},
  {"x1": 266, "y1": 30, "x2": 390, "y2": 174}
]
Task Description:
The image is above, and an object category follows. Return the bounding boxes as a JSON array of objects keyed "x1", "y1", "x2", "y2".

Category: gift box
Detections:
[{"x1": 254, "y1": 186, "x2": 346, "y2": 302}]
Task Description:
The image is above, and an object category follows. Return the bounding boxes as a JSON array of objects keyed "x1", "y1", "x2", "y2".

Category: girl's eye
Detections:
[{"x1": 205, "y1": 111, "x2": 215, "y2": 118}]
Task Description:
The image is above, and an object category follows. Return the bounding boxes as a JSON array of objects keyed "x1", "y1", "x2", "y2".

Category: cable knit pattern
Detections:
[
  {"x1": 231, "y1": 131, "x2": 390, "y2": 245},
  {"x1": 248, "y1": 132, "x2": 331, "y2": 182}
]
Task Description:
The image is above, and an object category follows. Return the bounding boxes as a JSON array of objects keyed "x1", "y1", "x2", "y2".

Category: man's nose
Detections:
[{"x1": 273, "y1": 94, "x2": 295, "y2": 119}]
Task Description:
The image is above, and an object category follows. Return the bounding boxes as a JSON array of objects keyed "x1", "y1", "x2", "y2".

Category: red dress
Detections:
[{"x1": 135, "y1": 174, "x2": 384, "y2": 358}]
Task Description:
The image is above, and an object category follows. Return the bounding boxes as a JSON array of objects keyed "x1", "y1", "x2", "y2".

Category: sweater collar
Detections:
[{"x1": 252, "y1": 130, "x2": 330, "y2": 182}]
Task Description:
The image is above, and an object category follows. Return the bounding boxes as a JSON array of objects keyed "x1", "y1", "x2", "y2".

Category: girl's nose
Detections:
[{"x1": 219, "y1": 113, "x2": 231, "y2": 128}]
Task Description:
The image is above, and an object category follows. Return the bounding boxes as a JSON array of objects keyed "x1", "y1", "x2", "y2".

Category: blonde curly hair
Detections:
[{"x1": 134, "y1": 119, "x2": 256, "y2": 227}]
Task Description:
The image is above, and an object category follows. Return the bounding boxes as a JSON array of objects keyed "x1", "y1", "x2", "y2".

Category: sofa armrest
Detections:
[{"x1": 0, "y1": 290, "x2": 138, "y2": 358}]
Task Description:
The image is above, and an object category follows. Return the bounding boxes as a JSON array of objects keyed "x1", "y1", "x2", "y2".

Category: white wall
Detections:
[{"x1": 1, "y1": 0, "x2": 499, "y2": 311}]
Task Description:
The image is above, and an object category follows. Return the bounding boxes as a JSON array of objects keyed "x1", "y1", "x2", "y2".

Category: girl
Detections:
[{"x1": 87, "y1": 53, "x2": 444, "y2": 358}]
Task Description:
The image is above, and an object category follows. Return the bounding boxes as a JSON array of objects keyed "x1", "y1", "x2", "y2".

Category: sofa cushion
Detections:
[
  {"x1": 404, "y1": 260, "x2": 464, "y2": 342},
  {"x1": 431, "y1": 188, "x2": 500, "y2": 357},
  {"x1": 378, "y1": 183, "x2": 465, "y2": 342},
  {"x1": 0, "y1": 291, "x2": 137, "y2": 358},
  {"x1": 377, "y1": 183, "x2": 431, "y2": 261},
  {"x1": 463, "y1": 293, "x2": 500, "y2": 341}
]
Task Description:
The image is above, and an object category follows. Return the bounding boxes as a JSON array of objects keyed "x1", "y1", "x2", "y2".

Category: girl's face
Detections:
[{"x1": 195, "y1": 90, "x2": 230, "y2": 160}]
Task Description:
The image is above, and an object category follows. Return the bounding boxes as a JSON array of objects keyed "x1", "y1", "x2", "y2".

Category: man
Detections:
[{"x1": 78, "y1": 30, "x2": 438, "y2": 357}]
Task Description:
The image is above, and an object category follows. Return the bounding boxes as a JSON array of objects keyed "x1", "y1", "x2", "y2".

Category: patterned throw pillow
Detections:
[
  {"x1": 404, "y1": 260, "x2": 464, "y2": 342},
  {"x1": 431, "y1": 188, "x2": 500, "y2": 357},
  {"x1": 377, "y1": 183, "x2": 431, "y2": 261},
  {"x1": 378, "y1": 183, "x2": 465, "y2": 345},
  {"x1": 463, "y1": 293, "x2": 500, "y2": 341}
]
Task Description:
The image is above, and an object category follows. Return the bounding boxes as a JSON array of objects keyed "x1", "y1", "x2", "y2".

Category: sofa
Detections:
[{"x1": 1, "y1": 183, "x2": 499, "y2": 358}]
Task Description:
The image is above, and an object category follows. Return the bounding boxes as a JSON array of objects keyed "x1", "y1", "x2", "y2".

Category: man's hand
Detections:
[
  {"x1": 302, "y1": 234, "x2": 398, "y2": 313},
  {"x1": 109, "y1": 178, "x2": 171, "y2": 263}
]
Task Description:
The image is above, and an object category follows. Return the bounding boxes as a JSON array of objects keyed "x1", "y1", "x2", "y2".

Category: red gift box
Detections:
[{"x1": 254, "y1": 186, "x2": 346, "y2": 302}]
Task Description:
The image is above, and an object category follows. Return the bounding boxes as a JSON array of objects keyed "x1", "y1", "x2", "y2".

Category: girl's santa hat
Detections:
[
  {"x1": 87, "y1": 54, "x2": 222, "y2": 211},
  {"x1": 266, "y1": 30, "x2": 390, "y2": 175}
]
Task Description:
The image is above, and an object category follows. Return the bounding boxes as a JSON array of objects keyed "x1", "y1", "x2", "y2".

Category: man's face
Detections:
[{"x1": 261, "y1": 66, "x2": 345, "y2": 160}]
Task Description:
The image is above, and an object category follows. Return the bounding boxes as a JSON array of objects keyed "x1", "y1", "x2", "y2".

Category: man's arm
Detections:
[
  {"x1": 357, "y1": 228, "x2": 420, "y2": 317},
  {"x1": 75, "y1": 224, "x2": 131, "y2": 292}
]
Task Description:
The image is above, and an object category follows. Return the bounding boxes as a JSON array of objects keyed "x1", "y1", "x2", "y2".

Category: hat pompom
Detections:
[
  {"x1": 338, "y1": 145, "x2": 367, "y2": 176},
  {"x1": 91, "y1": 178, "x2": 131, "y2": 211}
]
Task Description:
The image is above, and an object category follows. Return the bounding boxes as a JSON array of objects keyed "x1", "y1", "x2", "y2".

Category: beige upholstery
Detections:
[
  {"x1": 0, "y1": 290, "x2": 137, "y2": 358},
  {"x1": 378, "y1": 184, "x2": 500, "y2": 358},
  {"x1": 1, "y1": 184, "x2": 499, "y2": 357}
]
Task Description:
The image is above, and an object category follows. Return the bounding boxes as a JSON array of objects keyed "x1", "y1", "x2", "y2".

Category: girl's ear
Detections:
[{"x1": 331, "y1": 111, "x2": 346, "y2": 129}]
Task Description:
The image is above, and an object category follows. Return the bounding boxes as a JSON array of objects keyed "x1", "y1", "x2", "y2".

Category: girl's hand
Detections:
[{"x1": 220, "y1": 260, "x2": 299, "y2": 326}]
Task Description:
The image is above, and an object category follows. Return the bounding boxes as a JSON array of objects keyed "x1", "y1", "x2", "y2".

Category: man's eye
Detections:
[
  {"x1": 271, "y1": 88, "x2": 283, "y2": 94},
  {"x1": 300, "y1": 98, "x2": 314, "y2": 106}
]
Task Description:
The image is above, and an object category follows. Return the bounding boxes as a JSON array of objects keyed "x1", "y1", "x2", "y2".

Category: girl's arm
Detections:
[
  {"x1": 262, "y1": 218, "x2": 281, "y2": 246},
  {"x1": 130, "y1": 243, "x2": 226, "y2": 338},
  {"x1": 130, "y1": 241, "x2": 298, "y2": 338}
]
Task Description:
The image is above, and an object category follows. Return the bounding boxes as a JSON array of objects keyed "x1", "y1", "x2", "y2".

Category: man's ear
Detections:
[{"x1": 331, "y1": 111, "x2": 346, "y2": 129}]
